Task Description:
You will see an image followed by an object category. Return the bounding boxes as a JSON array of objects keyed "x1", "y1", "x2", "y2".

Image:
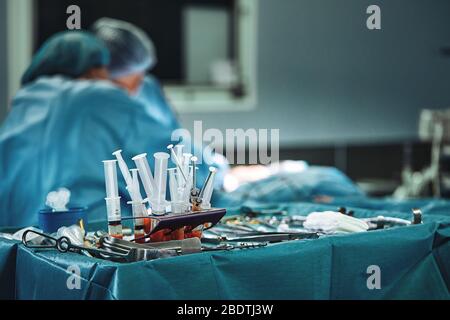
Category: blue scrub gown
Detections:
[
  {"x1": 135, "y1": 76, "x2": 180, "y2": 130},
  {"x1": 135, "y1": 75, "x2": 230, "y2": 188},
  {"x1": 0, "y1": 76, "x2": 214, "y2": 228}
]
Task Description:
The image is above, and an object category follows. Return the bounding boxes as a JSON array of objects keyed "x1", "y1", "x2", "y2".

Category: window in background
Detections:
[
  {"x1": 35, "y1": 0, "x2": 258, "y2": 112},
  {"x1": 184, "y1": 6, "x2": 233, "y2": 86}
]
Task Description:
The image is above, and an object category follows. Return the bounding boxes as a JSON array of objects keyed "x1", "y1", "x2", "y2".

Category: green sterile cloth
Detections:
[
  {"x1": 0, "y1": 239, "x2": 17, "y2": 299},
  {"x1": 1, "y1": 202, "x2": 449, "y2": 300}
]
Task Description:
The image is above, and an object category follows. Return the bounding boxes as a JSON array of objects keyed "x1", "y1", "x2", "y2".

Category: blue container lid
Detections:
[
  {"x1": 39, "y1": 207, "x2": 87, "y2": 215},
  {"x1": 38, "y1": 207, "x2": 88, "y2": 233}
]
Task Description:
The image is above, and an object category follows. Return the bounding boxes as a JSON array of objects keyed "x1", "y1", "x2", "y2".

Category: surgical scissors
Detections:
[{"x1": 21, "y1": 229, "x2": 152, "y2": 262}]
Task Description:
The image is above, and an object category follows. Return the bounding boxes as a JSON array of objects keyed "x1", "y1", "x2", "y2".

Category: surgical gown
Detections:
[
  {"x1": 0, "y1": 76, "x2": 214, "y2": 228},
  {"x1": 135, "y1": 76, "x2": 180, "y2": 130},
  {"x1": 135, "y1": 75, "x2": 230, "y2": 187}
]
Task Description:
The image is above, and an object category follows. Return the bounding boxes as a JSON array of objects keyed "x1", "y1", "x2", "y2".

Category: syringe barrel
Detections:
[
  {"x1": 182, "y1": 153, "x2": 192, "y2": 181},
  {"x1": 200, "y1": 168, "x2": 217, "y2": 210},
  {"x1": 105, "y1": 197, "x2": 121, "y2": 222},
  {"x1": 152, "y1": 152, "x2": 170, "y2": 214},
  {"x1": 168, "y1": 169, "x2": 180, "y2": 202},
  {"x1": 174, "y1": 145, "x2": 185, "y2": 183},
  {"x1": 169, "y1": 169, "x2": 189, "y2": 214},
  {"x1": 182, "y1": 166, "x2": 194, "y2": 202},
  {"x1": 200, "y1": 202, "x2": 211, "y2": 210},
  {"x1": 174, "y1": 145, "x2": 184, "y2": 160},
  {"x1": 171, "y1": 202, "x2": 188, "y2": 214},
  {"x1": 170, "y1": 145, "x2": 184, "y2": 167},
  {"x1": 168, "y1": 144, "x2": 188, "y2": 184},
  {"x1": 129, "y1": 169, "x2": 142, "y2": 201},
  {"x1": 103, "y1": 160, "x2": 119, "y2": 198},
  {"x1": 113, "y1": 150, "x2": 133, "y2": 187},
  {"x1": 131, "y1": 202, "x2": 145, "y2": 226},
  {"x1": 132, "y1": 154, "x2": 156, "y2": 200}
]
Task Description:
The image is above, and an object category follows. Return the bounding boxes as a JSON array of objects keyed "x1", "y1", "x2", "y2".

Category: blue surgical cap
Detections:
[
  {"x1": 21, "y1": 31, "x2": 110, "y2": 86},
  {"x1": 92, "y1": 18, "x2": 157, "y2": 79}
]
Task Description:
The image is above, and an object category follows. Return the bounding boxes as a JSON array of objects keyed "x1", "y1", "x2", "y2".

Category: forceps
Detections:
[{"x1": 22, "y1": 229, "x2": 164, "y2": 262}]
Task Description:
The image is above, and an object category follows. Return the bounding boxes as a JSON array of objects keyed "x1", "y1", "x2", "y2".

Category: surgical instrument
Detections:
[
  {"x1": 129, "y1": 208, "x2": 227, "y2": 242},
  {"x1": 104, "y1": 235, "x2": 266, "y2": 254},
  {"x1": 363, "y1": 216, "x2": 411, "y2": 230},
  {"x1": 21, "y1": 229, "x2": 162, "y2": 263},
  {"x1": 412, "y1": 208, "x2": 423, "y2": 224},
  {"x1": 240, "y1": 206, "x2": 288, "y2": 217},
  {"x1": 338, "y1": 207, "x2": 355, "y2": 217},
  {"x1": 361, "y1": 208, "x2": 422, "y2": 230},
  {"x1": 202, "y1": 232, "x2": 319, "y2": 244},
  {"x1": 202, "y1": 242, "x2": 268, "y2": 251},
  {"x1": 102, "y1": 236, "x2": 202, "y2": 255}
]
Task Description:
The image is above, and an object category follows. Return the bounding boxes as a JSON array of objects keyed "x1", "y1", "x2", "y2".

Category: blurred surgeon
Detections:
[
  {"x1": 0, "y1": 31, "x2": 208, "y2": 228},
  {"x1": 92, "y1": 18, "x2": 229, "y2": 183},
  {"x1": 92, "y1": 18, "x2": 179, "y2": 130}
]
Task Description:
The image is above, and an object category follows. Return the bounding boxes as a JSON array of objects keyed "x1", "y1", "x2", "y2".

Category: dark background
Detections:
[{"x1": 36, "y1": 0, "x2": 235, "y2": 84}]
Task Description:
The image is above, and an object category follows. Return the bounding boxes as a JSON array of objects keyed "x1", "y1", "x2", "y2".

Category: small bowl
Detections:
[{"x1": 38, "y1": 207, "x2": 88, "y2": 233}]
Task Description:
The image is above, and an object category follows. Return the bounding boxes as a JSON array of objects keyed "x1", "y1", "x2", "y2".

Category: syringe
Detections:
[
  {"x1": 152, "y1": 152, "x2": 170, "y2": 215},
  {"x1": 114, "y1": 150, "x2": 148, "y2": 217},
  {"x1": 174, "y1": 144, "x2": 186, "y2": 185},
  {"x1": 112, "y1": 150, "x2": 133, "y2": 187},
  {"x1": 198, "y1": 167, "x2": 217, "y2": 210},
  {"x1": 182, "y1": 166, "x2": 194, "y2": 210},
  {"x1": 167, "y1": 144, "x2": 188, "y2": 183},
  {"x1": 132, "y1": 153, "x2": 156, "y2": 205},
  {"x1": 129, "y1": 169, "x2": 147, "y2": 243},
  {"x1": 168, "y1": 168, "x2": 188, "y2": 214},
  {"x1": 103, "y1": 160, "x2": 123, "y2": 239},
  {"x1": 182, "y1": 153, "x2": 192, "y2": 183}
]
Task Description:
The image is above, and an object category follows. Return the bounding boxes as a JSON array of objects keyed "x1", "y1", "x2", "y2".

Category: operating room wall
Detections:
[
  {"x1": 0, "y1": 0, "x2": 7, "y2": 122},
  {"x1": 1, "y1": 0, "x2": 450, "y2": 147},
  {"x1": 179, "y1": 0, "x2": 450, "y2": 147}
]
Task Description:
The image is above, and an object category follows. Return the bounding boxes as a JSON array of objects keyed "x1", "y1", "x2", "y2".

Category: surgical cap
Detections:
[
  {"x1": 92, "y1": 18, "x2": 157, "y2": 79},
  {"x1": 21, "y1": 31, "x2": 110, "y2": 86}
]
